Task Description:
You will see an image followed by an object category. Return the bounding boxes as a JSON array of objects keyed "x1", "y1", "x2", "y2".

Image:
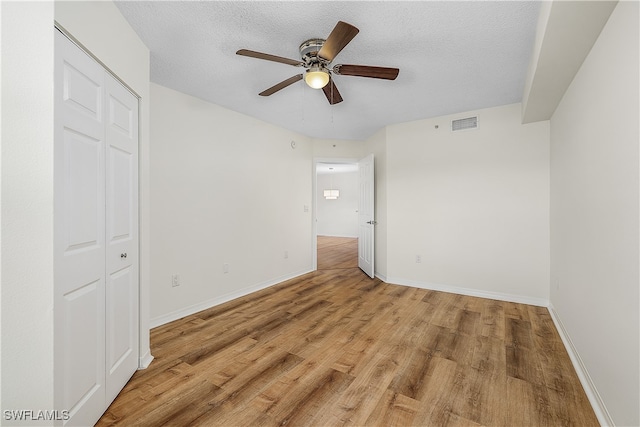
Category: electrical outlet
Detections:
[
  {"x1": 415, "y1": 255, "x2": 422, "y2": 263},
  {"x1": 284, "y1": 251, "x2": 289, "y2": 259},
  {"x1": 223, "y1": 263, "x2": 229, "y2": 274},
  {"x1": 171, "y1": 274, "x2": 180, "y2": 287}
]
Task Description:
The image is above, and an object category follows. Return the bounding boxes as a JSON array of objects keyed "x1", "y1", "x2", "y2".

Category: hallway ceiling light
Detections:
[
  {"x1": 324, "y1": 189, "x2": 340, "y2": 199},
  {"x1": 324, "y1": 166, "x2": 339, "y2": 199}
]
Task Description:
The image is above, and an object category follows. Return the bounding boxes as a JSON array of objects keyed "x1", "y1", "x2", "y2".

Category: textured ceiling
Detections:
[{"x1": 115, "y1": 1, "x2": 541, "y2": 141}]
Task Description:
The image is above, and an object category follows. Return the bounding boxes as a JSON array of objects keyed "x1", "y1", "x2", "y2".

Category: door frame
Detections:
[{"x1": 312, "y1": 157, "x2": 359, "y2": 271}]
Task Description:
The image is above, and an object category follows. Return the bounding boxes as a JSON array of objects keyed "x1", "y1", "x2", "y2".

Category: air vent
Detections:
[{"x1": 451, "y1": 116, "x2": 478, "y2": 132}]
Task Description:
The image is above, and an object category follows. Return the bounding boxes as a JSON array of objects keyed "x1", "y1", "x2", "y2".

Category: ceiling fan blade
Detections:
[
  {"x1": 318, "y1": 21, "x2": 359, "y2": 62},
  {"x1": 333, "y1": 64, "x2": 399, "y2": 80},
  {"x1": 236, "y1": 49, "x2": 304, "y2": 67},
  {"x1": 259, "y1": 74, "x2": 303, "y2": 96},
  {"x1": 322, "y1": 78, "x2": 343, "y2": 105}
]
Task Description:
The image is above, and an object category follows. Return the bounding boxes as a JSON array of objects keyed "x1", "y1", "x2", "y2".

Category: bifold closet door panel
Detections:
[
  {"x1": 54, "y1": 29, "x2": 107, "y2": 425},
  {"x1": 104, "y1": 73, "x2": 139, "y2": 404}
]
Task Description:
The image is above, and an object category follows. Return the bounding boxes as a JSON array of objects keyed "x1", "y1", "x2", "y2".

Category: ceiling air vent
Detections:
[{"x1": 451, "y1": 116, "x2": 478, "y2": 132}]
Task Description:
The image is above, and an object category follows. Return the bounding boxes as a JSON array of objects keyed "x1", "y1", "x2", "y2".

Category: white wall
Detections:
[
  {"x1": 1, "y1": 0, "x2": 151, "y2": 418},
  {"x1": 521, "y1": 1, "x2": 617, "y2": 123},
  {"x1": 1, "y1": 1, "x2": 55, "y2": 416},
  {"x1": 149, "y1": 83, "x2": 313, "y2": 325},
  {"x1": 549, "y1": 2, "x2": 639, "y2": 425},
  {"x1": 312, "y1": 138, "x2": 364, "y2": 159},
  {"x1": 316, "y1": 171, "x2": 358, "y2": 237},
  {"x1": 386, "y1": 104, "x2": 550, "y2": 304}
]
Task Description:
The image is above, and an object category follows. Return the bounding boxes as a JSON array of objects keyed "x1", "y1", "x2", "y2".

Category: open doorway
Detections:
[
  {"x1": 317, "y1": 236, "x2": 357, "y2": 269},
  {"x1": 315, "y1": 161, "x2": 359, "y2": 270}
]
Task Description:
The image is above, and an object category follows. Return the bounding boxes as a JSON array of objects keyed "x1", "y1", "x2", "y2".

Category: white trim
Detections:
[
  {"x1": 385, "y1": 276, "x2": 549, "y2": 307},
  {"x1": 138, "y1": 351, "x2": 154, "y2": 370},
  {"x1": 375, "y1": 272, "x2": 388, "y2": 282},
  {"x1": 150, "y1": 268, "x2": 314, "y2": 328},
  {"x1": 547, "y1": 304, "x2": 614, "y2": 427}
]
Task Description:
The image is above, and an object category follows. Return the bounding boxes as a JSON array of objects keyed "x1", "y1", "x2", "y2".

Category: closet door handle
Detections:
[{"x1": 121, "y1": 253, "x2": 127, "y2": 258}]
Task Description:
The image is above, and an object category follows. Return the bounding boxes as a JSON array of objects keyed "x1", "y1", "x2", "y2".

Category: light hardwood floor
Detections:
[
  {"x1": 98, "y1": 239, "x2": 598, "y2": 426},
  {"x1": 317, "y1": 235, "x2": 358, "y2": 270}
]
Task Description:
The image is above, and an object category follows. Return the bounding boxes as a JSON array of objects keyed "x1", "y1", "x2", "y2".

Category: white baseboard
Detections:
[
  {"x1": 149, "y1": 268, "x2": 314, "y2": 329},
  {"x1": 547, "y1": 304, "x2": 614, "y2": 427},
  {"x1": 385, "y1": 276, "x2": 549, "y2": 307},
  {"x1": 138, "y1": 351, "x2": 154, "y2": 370},
  {"x1": 374, "y1": 272, "x2": 388, "y2": 282}
]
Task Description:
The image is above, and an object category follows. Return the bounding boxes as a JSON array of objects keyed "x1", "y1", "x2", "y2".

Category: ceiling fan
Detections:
[{"x1": 236, "y1": 21, "x2": 400, "y2": 105}]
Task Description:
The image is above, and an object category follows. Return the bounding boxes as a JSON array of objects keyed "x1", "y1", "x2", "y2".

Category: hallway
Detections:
[{"x1": 317, "y1": 236, "x2": 358, "y2": 270}]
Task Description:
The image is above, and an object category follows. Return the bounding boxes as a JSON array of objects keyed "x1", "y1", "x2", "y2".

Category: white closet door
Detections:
[
  {"x1": 104, "y1": 74, "x2": 139, "y2": 404},
  {"x1": 358, "y1": 154, "x2": 375, "y2": 278},
  {"x1": 54, "y1": 30, "x2": 107, "y2": 426},
  {"x1": 55, "y1": 29, "x2": 139, "y2": 426}
]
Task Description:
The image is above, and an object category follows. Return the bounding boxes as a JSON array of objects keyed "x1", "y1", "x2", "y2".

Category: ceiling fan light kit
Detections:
[
  {"x1": 305, "y1": 66, "x2": 330, "y2": 89},
  {"x1": 236, "y1": 21, "x2": 399, "y2": 105}
]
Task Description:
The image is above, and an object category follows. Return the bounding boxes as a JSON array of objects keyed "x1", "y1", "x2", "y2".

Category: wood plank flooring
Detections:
[
  {"x1": 317, "y1": 236, "x2": 358, "y2": 270},
  {"x1": 98, "y1": 243, "x2": 598, "y2": 426}
]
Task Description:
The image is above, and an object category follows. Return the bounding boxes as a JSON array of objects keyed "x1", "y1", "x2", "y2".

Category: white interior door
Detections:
[
  {"x1": 55, "y1": 29, "x2": 139, "y2": 425},
  {"x1": 358, "y1": 154, "x2": 375, "y2": 278},
  {"x1": 104, "y1": 73, "x2": 139, "y2": 404},
  {"x1": 54, "y1": 30, "x2": 107, "y2": 426}
]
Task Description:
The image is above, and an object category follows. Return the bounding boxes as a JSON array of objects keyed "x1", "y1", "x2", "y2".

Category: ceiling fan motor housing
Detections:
[{"x1": 299, "y1": 38, "x2": 328, "y2": 67}]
